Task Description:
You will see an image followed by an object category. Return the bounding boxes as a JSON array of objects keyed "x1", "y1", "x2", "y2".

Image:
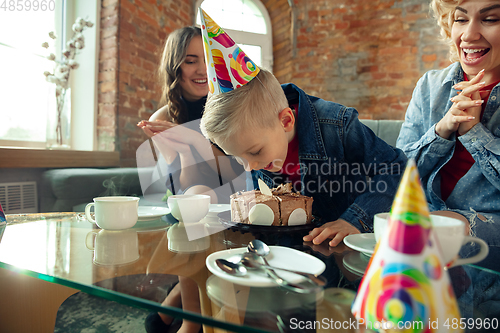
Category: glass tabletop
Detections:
[{"x1": 0, "y1": 208, "x2": 499, "y2": 333}]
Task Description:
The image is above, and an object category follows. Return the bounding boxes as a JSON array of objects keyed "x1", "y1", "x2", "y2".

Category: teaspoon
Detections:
[
  {"x1": 240, "y1": 252, "x2": 327, "y2": 287},
  {"x1": 247, "y1": 240, "x2": 324, "y2": 294},
  {"x1": 215, "y1": 257, "x2": 322, "y2": 293},
  {"x1": 215, "y1": 258, "x2": 248, "y2": 277}
]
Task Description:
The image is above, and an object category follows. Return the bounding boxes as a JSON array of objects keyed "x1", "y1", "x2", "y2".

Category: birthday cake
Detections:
[{"x1": 230, "y1": 183, "x2": 314, "y2": 226}]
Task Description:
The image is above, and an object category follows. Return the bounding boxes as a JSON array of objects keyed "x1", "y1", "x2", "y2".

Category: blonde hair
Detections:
[
  {"x1": 201, "y1": 68, "x2": 289, "y2": 144},
  {"x1": 430, "y1": 0, "x2": 464, "y2": 62},
  {"x1": 158, "y1": 26, "x2": 202, "y2": 124}
]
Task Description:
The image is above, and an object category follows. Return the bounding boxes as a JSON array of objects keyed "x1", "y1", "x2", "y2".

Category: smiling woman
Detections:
[
  {"x1": 396, "y1": 0, "x2": 500, "y2": 271},
  {"x1": 451, "y1": 1, "x2": 500, "y2": 83}
]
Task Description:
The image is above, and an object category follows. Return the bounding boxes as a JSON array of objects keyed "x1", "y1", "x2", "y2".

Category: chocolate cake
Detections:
[{"x1": 230, "y1": 183, "x2": 314, "y2": 226}]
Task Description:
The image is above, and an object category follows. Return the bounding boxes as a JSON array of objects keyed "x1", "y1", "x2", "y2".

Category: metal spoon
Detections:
[
  {"x1": 248, "y1": 239, "x2": 273, "y2": 265},
  {"x1": 215, "y1": 258, "x2": 248, "y2": 277},
  {"x1": 247, "y1": 240, "x2": 323, "y2": 294},
  {"x1": 216, "y1": 257, "x2": 322, "y2": 293},
  {"x1": 240, "y1": 252, "x2": 327, "y2": 287}
]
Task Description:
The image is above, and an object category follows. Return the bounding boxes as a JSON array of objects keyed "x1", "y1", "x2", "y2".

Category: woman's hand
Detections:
[
  {"x1": 156, "y1": 124, "x2": 206, "y2": 148},
  {"x1": 303, "y1": 219, "x2": 360, "y2": 247},
  {"x1": 151, "y1": 131, "x2": 192, "y2": 155},
  {"x1": 137, "y1": 120, "x2": 177, "y2": 138},
  {"x1": 435, "y1": 70, "x2": 485, "y2": 139}
]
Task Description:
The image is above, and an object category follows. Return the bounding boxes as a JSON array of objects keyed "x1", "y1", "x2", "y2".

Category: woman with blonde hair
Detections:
[{"x1": 397, "y1": 0, "x2": 500, "y2": 271}]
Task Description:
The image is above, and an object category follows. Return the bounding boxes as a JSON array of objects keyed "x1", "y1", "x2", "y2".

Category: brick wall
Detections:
[
  {"x1": 290, "y1": 0, "x2": 451, "y2": 119},
  {"x1": 98, "y1": 0, "x2": 193, "y2": 166},
  {"x1": 98, "y1": 0, "x2": 450, "y2": 166}
]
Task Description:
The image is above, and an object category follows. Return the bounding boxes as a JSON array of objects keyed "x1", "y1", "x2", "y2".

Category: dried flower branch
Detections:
[{"x1": 43, "y1": 17, "x2": 94, "y2": 146}]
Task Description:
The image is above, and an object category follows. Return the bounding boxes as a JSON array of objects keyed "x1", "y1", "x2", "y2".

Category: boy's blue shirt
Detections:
[
  {"x1": 250, "y1": 83, "x2": 407, "y2": 232},
  {"x1": 396, "y1": 62, "x2": 500, "y2": 215}
]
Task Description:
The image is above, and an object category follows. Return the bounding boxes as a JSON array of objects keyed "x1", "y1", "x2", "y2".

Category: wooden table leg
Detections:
[{"x1": 0, "y1": 268, "x2": 78, "y2": 333}]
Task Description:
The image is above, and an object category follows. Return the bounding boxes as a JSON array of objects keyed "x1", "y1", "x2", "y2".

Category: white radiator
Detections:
[{"x1": 0, "y1": 182, "x2": 38, "y2": 214}]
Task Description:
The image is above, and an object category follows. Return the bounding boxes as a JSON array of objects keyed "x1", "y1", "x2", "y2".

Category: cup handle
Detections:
[
  {"x1": 449, "y1": 236, "x2": 489, "y2": 267},
  {"x1": 85, "y1": 231, "x2": 98, "y2": 250},
  {"x1": 85, "y1": 203, "x2": 96, "y2": 223}
]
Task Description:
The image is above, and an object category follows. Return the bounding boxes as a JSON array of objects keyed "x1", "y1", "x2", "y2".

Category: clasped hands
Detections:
[
  {"x1": 435, "y1": 69, "x2": 485, "y2": 139},
  {"x1": 137, "y1": 120, "x2": 209, "y2": 163}
]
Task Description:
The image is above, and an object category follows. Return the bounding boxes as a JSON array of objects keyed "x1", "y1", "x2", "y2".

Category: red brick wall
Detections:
[
  {"x1": 290, "y1": 0, "x2": 451, "y2": 119},
  {"x1": 98, "y1": 0, "x2": 193, "y2": 166},
  {"x1": 98, "y1": 0, "x2": 450, "y2": 166}
]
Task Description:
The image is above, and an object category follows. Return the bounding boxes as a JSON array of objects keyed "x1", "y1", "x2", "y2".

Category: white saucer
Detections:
[
  {"x1": 206, "y1": 246, "x2": 326, "y2": 287},
  {"x1": 342, "y1": 251, "x2": 371, "y2": 276},
  {"x1": 343, "y1": 233, "x2": 376, "y2": 256},
  {"x1": 137, "y1": 206, "x2": 170, "y2": 221}
]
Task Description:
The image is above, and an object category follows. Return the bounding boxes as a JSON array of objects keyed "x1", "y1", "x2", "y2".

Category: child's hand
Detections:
[{"x1": 303, "y1": 219, "x2": 360, "y2": 247}]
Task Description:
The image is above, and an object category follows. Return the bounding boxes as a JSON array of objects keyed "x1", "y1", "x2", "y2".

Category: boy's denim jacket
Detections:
[
  {"x1": 250, "y1": 83, "x2": 407, "y2": 232},
  {"x1": 396, "y1": 62, "x2": 500, "y2": 215}
]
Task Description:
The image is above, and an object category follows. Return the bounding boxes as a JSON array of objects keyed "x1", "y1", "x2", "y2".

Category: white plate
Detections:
[
  {"x1": 342, "y1": 251, "x2": 370, "y2": 276},
  {"x1": 137, "y1": 206, "x2": 170, "y2": 221},
  {"x1": 206, "y1": 246, "x2": 326, "y2": 287},
  {"x1": 343, "y1": 233, "x2": 376, "y2": 256}
]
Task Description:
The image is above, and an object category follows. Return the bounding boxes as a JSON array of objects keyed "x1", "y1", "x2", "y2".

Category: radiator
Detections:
[{"x1": 0, "y1": 182, "x2": 38, "y2": 214}]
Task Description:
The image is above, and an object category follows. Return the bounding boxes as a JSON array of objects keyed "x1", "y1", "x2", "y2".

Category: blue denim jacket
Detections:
[
  {"x1": 250, "y1": 83, "x2": 407, "y2": 232},
  {"x1": 396, "y1": 63, "x2": 500, "y2": 215}
]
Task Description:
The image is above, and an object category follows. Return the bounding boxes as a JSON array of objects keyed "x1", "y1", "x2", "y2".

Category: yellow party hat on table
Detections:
[
  {"x1": 199, "y1": 8, "x2": 260, "y2": 95},
  {"x1": 351, "y1": 159, "x2": 462, "y2": 332}
]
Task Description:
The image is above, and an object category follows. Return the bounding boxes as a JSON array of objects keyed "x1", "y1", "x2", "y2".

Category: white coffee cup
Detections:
[
  {"x1": 85, "y1": 229, "x2": 139, "y2": 265},
  {"x1": 374, "y1": 212, "x2": 489, "y2": 267},
  {"x1": 167, "y1": 194, "x2": 210, "y2": 222},
  {"x1": 85, "y1": 196, "x2": 140, "y2": 230}
]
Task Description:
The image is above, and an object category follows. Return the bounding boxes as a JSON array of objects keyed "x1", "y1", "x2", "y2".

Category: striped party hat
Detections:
[
  {"x1": 351, "y1": 159, "x2": 462, "y2": 332},
  {"x1": 199, "y1": 8, "x2": 260, "y2": 95}
]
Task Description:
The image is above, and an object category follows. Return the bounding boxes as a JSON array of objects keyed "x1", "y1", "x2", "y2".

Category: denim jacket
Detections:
[
  {"x1": 250, "y1": 83, "x2": 407, "y2": 232},
  {"x1": 396, "y1": 62, "x2": 500, "y2": 214}
]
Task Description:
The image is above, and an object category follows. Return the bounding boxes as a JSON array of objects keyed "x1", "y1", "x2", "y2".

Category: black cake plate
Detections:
[{"x1": 217, "y1": 210, "x2": 321, "y2": 235}]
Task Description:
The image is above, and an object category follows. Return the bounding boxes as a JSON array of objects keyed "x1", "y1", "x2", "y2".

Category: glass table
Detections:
[{"x1": 0, "y1": 207, "x2": 499, "y2": 333}]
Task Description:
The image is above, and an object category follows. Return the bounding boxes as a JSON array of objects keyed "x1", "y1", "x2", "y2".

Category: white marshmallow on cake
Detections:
[
  {"x1": 248, "y1": 204, "x2": 274, "y2": 226},
  {"x1": 287, "y1": 208, "x2": 307, "y2": 226}
]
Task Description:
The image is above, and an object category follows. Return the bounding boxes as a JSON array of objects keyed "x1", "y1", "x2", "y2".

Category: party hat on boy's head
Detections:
[
  {"x1": 351, "y1": 159, "x2": 462, "y2": 332},
  {"x1": 199, "y1": 8, "x2": 260, "y2": 95}
]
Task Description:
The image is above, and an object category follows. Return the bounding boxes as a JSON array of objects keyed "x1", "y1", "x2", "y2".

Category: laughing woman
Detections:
[
  {"x1": 137, "y1": 26, "x2": 239, "y2": 197},
  {"x1": 396, "y1": 0, "x2": 500, "y2": 271}
]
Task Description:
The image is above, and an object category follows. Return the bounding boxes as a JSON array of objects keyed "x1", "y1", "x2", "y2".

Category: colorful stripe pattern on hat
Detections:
[
  {"x1": 199, "y1": 8, "x2": 260, "y2": 95},
  {"x1": 351, "y1": 160, "x2": 462, "y2": 332}
]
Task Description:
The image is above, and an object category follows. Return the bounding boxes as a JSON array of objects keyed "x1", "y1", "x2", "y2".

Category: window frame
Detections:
[{"x1": 0, "y1": 0, "x2": 100, "y2": 151}]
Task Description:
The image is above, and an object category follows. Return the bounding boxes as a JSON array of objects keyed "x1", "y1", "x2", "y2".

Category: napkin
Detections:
[{"x1": 351, "y1": 159, "x2": 462, "y2": 332}]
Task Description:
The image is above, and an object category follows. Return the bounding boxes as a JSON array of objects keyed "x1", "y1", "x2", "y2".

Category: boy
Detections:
[{"x1": 199, "y1": 9, "x2": 407, "y2": 247}]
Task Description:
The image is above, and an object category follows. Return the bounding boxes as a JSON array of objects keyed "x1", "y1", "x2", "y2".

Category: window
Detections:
[
  {"x1": 0, "y1": 0, "x2": 99, "y2": 150},
  {"x1": 195, "y1": 0, "x2": 273, "y2": 71},
  {"x1": 0, "y1": 2, "x2": 59, "y2": 148}
]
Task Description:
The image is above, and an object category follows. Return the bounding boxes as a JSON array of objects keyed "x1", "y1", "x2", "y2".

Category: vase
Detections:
[{"x1": 46, "y1": 86, "x2": 71, "y2": 149}]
